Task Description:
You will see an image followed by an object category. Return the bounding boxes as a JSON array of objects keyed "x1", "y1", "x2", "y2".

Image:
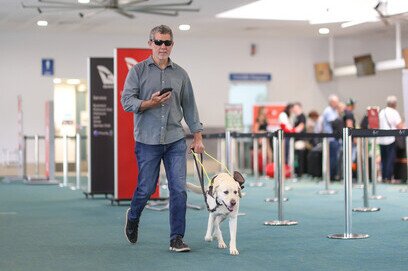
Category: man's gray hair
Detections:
[
  {"x1": 149, "y1": 25, "x2": 173, "y2": 41},
  {"x1": 328, "y1": 94, "x2": 339, "y2": 103},
  {"x1": 386, "y1": 95, "x2": 397, "y2": 107}
]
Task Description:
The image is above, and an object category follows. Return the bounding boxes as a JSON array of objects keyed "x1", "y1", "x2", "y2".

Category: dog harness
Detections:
[
  {"x1": 191, "y1": 150, "x2": 244, "y2": 212},
  {"x1": 191, "y1": 151, "x2": 222, "y2": 212}
]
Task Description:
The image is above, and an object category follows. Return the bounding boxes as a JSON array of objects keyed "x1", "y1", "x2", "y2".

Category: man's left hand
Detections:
[{"x1": 190, "y1": 133, "x2": 204, "y2": 154}]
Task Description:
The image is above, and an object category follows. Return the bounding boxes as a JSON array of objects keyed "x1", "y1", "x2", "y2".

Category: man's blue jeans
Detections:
[
  {"x1": 128, "y1": 138, "x2": 187, "y2": 241},
  {"x1": 380, "y1": 142, "x2": 396, "y2": 180},
  {"x1": 329, "y1": 139, "x2": 340, "y2": 179}
]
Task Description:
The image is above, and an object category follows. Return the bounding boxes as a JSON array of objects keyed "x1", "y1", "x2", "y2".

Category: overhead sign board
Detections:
[{"x1": 229, "y1": 73, "x2": 271, "y2": 81}]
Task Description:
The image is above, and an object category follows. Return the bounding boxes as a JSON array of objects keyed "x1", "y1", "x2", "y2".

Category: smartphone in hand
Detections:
[{"x1": 159, "y1": 88, "x2": 173, "y2": 96}]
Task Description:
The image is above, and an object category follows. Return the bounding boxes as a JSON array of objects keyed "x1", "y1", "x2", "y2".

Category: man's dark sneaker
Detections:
[
  {"x1": 169, "y1": 235, "x2": 191, "y2": 252},
  {"x1": 124, "y1": 208, "x2": 139, "y2": 244}
]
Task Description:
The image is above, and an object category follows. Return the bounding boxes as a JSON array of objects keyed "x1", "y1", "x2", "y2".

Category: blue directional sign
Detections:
[
  {"x1": 229, "y1": 73, "x2": 271, "y2": 81},
  {"x1": 42, "y1": 59, "x2": 54, "y2": 76}
]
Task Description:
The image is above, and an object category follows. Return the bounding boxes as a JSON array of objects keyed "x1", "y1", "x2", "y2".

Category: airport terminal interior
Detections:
[{"x1": 2, "y1": 0, "x2": 408, "y2": 270}]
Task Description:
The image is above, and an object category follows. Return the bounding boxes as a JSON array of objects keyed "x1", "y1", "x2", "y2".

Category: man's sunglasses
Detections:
[{"x1": 151, "y1": 39, "x2": 173, "y2": 46}]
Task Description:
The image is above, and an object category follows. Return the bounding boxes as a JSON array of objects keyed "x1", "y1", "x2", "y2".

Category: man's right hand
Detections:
[{"x1": 140, "y1": 91, "x2": 171, "y2": 112}]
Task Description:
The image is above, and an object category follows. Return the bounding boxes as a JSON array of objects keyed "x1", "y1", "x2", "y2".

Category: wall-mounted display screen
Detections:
[{"x1": 354, "y1": 54, "x2": 375, "y2": 76}]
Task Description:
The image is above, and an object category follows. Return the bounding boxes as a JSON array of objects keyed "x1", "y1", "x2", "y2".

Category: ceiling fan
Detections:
[
  {"x1": 21, "y1": 0, "x2": 199, "y2": 19},
  {"x1": 373, "y1": 0, "x2": 408, "y2": 26},
  {"x1": 342, "y1": 0, "x2": 408, "y2": 28}
]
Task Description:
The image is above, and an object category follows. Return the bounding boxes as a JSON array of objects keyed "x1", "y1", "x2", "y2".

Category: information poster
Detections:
[{"x1": 88, "y1": 57, "x2": 114, "y2": 194}]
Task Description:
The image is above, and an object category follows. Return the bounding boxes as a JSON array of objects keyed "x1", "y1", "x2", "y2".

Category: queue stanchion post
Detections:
[
  {"x1": 220, "y1": 138, "x2": 226, "y2": 172},
  {"x1": 400, "y1": 135, "x2": 408, "y2": 219},
  {"x1": 231, "y1": 133, "x2": 236, "y2": 174},
  {"x1": 227, "y1": 131, "x2": 245, "y2": 216},
  {"x1": 225, "y1": 130, "x2": 232, "y2": 172},
  {"x1": 328, "y1": 128, "x2": 369, "y2": 239},
  {"x1": 353, "y1": 137, "x2": 380, "y2": 212},
  {"x1": 264, "y1": 129, "x2": 297, "y2": 226},
  {"x1": 34, "y1": 134, "x2": 40, "y2": 178},
  {"x1": 265, "y1": 133, "x2": 288, "y2": 202},
  {"x1": 355, "y1": 138, "x2": 364, "y2": 189},
  {"x1": 262, "y1": 137, "x2": 268, "y2": 177},
  {"x1": 318, "y1": 137, "x2": 337, "y2": 195},
  {"x1": 250, "y1": 134, "x2": 265, "y2": 187},
  {"x1": 73, "y1": 133, "x2": 81, "y2": 190},
  {"x1": 252, "y1": 136, "x2": 259, "y2": 180},
  {"x1": 61, "y1": 134, "x2": 69, "y2": 188},
  {"x1": 288, "y1": 137, "x2": 296, "y2": 183},
  {"x1": 239, "y1": 138, "x2": 245, "y2": 172},
  {"x1": 370, "y1": 138, "x2": 385, "y2": 199},
  {"x1": 400, "y1": 135, "x2": 408, "y2": 193},
  {"x1": 22, "y1": 136, "x2": 27, "y2": 179}
]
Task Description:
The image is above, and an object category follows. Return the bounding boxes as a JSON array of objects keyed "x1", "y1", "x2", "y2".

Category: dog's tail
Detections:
[{"x1": 186, "y1": 182, "x2": 203, "y2": 194}]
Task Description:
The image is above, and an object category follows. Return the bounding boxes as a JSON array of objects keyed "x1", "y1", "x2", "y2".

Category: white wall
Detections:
[{"x1": 0, "y1": 29, "x2": 406, "y2": 161}]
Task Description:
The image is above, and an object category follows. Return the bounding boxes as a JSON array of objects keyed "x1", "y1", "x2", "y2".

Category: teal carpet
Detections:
[{"x1": 1, "y1": 176, "x2": 408, "y2": 271}]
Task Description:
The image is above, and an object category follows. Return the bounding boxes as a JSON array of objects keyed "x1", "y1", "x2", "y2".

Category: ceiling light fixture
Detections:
[
  {"x1": 53, "y1": 78, "x2": 62, "y2": 84},
  {"x1": 217, "y1": 0, "x2": 408, "y2": 25},
  {"x1": 319, "y1": 27, "x2": 330, "y2": 34},
  {"x1": 78, "y1": 0, "x2": 90, "y2": 3},
  {"x1": 37, "y1": 20, "x2": 48, "y2": 26},
  {"x1": 67, "y1": 79, "x2": 81, "y2": 85},
  {"x1": 179, "y1": 24, "x2": 191, "y2": 31}
]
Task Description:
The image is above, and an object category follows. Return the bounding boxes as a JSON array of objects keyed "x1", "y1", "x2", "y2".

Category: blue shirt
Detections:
[
  {"x1": 121, "y1": 56, "x2": 203, "y2": 145},
  {"x1": 322, "y1": 106, "x2": 339, "y2": 133}
]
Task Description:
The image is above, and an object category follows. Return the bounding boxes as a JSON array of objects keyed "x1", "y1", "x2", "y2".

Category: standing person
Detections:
[
  {"x1": 378, "y1": 96, "x2": 404, "y2": 183},
  {"x1": 279, "y1": 103, "x2": 295, "y2": 163},
  {"x1": 253, "y1": 106, "x2": 272, "y2": 165},
  {"x1": 293, "y1": 102, "x2": 306, "y2": 133},
  {"x1": 322, "y1": 94, "x2": 340, "y2": 180},
  {"x1": 293, "y1": 102, "x2": 307, "y2": 176},
  {"x1": 121, "y1": 25, "x2": 204, "y2": 252},
  {"x1": 343, "y1": 98, "x2": 356, "y2": 128}
]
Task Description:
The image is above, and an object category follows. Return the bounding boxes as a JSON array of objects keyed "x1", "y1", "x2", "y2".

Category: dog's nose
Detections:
[{"x1": 230, "y1": 199, "x2": 236, "y2": 206}]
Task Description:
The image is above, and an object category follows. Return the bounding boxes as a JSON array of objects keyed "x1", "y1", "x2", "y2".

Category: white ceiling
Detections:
[{"x1": 0, "y1": 0, "x2": 406, "y2": 39}]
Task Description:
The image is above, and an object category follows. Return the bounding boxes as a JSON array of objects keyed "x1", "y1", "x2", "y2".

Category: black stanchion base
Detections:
[
  {"x1": 264, "y1": 220, "x2": 298, "y2": 226},
  {"x1": 327, "y1": 233, "x2": 369, "y2": 239},
  {"x1": 83, "y1": 192, "x2": 113, "y2": 199},
  {"x1": 352, "y1": 207, "x2": 380, "y2": 212}
]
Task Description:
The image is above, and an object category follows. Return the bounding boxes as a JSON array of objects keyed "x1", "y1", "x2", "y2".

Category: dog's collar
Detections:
[{"x1": 206, "y1": 192, "x2": 222, "y2": 212}]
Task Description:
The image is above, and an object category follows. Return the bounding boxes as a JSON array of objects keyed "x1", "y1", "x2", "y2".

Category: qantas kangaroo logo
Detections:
[
  {"x1": 96, "y1": 65, "x2": 114, "y2": 89},
  {"x1": 125, "y1": 57, "x2": 138, "y2": 70}
]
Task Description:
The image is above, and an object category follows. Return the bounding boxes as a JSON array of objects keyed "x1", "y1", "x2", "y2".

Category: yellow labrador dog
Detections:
[{"x1": 186, "y1": 171, "x2": 245, "y2": 255}]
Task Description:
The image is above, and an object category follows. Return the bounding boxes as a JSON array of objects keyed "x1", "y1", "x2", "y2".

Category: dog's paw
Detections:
[
  {"x1": 218, "y1": 241, "x2": 227, "y2": 249},
  {"x1": 230, "y1": 247, "x2": 239, "y2": 255},
  {"x1": 204, "y1": 236, "x2": 213, "y2": 242}
]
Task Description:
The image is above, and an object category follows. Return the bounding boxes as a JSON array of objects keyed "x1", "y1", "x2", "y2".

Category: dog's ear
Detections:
[
  {"x1": 208, "y1": 175, "x2": 218, "y2": 196},
  {"x1": 233, "y1": 171, "x2": 245, "y2": 188}
]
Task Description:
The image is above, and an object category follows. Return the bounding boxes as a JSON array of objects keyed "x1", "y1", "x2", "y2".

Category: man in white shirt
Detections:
[
  {"x1": 322, "y1": 95, "x2": 341, "y2": 180},
  {"x1": 378, "y1": 96, "x2": 404, "y2": 182}
]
